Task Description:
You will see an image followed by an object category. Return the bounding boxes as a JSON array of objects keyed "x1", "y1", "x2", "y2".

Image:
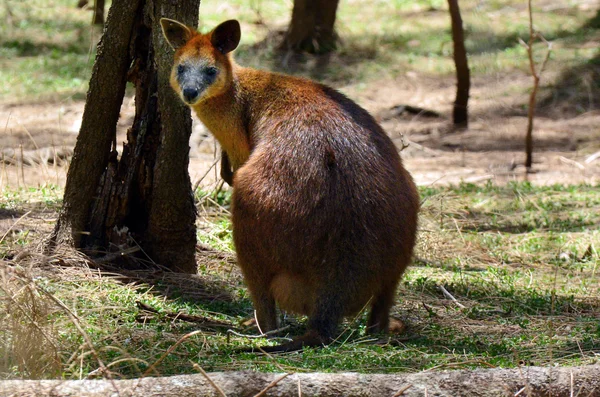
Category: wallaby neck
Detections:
[{"x1": 191, "y1": 68, "x2": 251, "y2": 170}]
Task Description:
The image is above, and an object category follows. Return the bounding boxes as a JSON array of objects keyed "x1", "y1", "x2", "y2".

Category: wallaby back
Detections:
[{"x1": 161, "y1": 18, "x2": 420, "y2": 351}]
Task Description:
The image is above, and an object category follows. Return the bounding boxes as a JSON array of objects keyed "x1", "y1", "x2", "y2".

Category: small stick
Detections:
[
  {"x1": 137, "y1": 301, "x2": 231, "y2": 328},
  {"x1": 1, "y1": 152, "x2": 5, "y2": 188},
  {"x1": 192, "y1": 364, "x2": 228, "y2": 397},
  {"x1": 584, "y1": 150, "x2": 600, "y2": 164},
  {"x1": 254, "y1": 310, "x2": 264, "y2": 335},
  {"x1": 570, "y1": 370, "x2": 574, "y2": 397},
  {"x1": 253, "y1": 373, "x2": 291, "y2": 397},
  {"x1": 226, "y1": 325, "x2": 291, "y2": 339},
  {"x1": 559, "y1": 156, "x2": 585, "y2": 170},
  {"x1": 14, "y1": 152, "x2": 19, "y2": 190},
  {"x1": 19, "y1": 144, "x2": 25, "y2": 186},
  {"x1": 439, "y1": 284, "x2": 466, "y2": 309},
  {"x1": 194, "y1": 156, "x2": 221, "y2": 191},
  {"x1": 514, "y1": 386, "x2": 526, "y2": 396},
  {"x1": 392, "y1": 384, "x2": 413, "y2": 396}
]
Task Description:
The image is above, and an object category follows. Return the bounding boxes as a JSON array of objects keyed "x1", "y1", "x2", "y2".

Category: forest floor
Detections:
[{"x1": 1, "y1": 0, "x2": 599, "y2": 381}]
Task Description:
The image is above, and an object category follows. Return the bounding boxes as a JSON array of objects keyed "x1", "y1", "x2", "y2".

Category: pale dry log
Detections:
[{"x1": 1, "y1": 365, "x2": 600, "y2": 396}]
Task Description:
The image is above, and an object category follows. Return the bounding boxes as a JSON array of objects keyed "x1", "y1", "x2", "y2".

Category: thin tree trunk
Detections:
[
  {"x1": 281, "y1": 0, "x2": 340, "y2": 54},
  {"x1": 2, "y1": 366, "x2": 600, "y2": 396},
  {"x1": 92, "y1": 0, "x2": 105, "y2": 25},
  {"x1": 524, "y1": 0, "x2": 551, "y2": 171},
  {"x1": 448, "y1": 0, "x2": 470, "y2": 128},
  {"x1": 145, "y1": 0, "x2": 200, "y2": 271}
]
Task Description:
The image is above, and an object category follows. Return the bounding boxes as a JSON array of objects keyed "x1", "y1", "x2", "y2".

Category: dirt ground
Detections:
[{"x1": 1, "y1": 72, "x2": 599, "y2": 190}]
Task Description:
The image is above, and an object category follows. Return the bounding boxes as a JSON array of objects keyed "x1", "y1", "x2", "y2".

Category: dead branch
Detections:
[
  {"x1": 135, "y1": 301, "x2": 232, "y2": 329},
  {"x1": 2, "y1": 365, "x2": 600, "y2": 396}
]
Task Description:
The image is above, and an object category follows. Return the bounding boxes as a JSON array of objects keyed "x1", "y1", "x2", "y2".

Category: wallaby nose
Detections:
[{"x1": 183, "y1": 87, "x2": 199, "y2": 103}]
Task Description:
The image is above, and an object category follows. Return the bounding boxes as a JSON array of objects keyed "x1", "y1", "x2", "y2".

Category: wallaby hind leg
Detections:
[
  {"x1": 253, "y1": 289, "x2": 345, "y2": 353},
  {"x1": 237, "y1": 257, "x2": 278, "y2": 332},
  {"x1": 367, "y1": 284, "x2": 397, "y2": 334},
  {"x1": 252, "y1": 291, "x2": 277, "y2": 333}
]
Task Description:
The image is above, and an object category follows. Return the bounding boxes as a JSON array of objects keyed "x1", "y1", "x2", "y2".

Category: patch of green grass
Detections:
[
  {"x1": 0, "y1": 0, "x2": 96, "y2": 102},
  {"x1": 2, "y1": 182, "x2": 599, "y2": 379}
]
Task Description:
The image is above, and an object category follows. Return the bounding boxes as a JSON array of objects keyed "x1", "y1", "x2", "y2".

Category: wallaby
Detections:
[{"x1": 161, "y1": 18, "x2": 419, "y2": 352}]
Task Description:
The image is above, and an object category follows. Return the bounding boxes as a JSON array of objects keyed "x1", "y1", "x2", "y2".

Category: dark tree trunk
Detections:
[
  {"x1": 448, "y1": 0, "x2": 470, "y2": 128},
  {"x1": 281, "y1": 0, "x2": 340, "y2": 54},
  {"x1": 52, "y1": 0, "x2": 200, "y2": 273},
  {"x1": 92, "y1": 0, "x2": 105, "y2": 25}
]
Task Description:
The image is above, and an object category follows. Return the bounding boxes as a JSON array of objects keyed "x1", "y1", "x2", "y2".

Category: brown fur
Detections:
[{"x1": 161, "y1": 19, "x2": 420, "y2": 351}]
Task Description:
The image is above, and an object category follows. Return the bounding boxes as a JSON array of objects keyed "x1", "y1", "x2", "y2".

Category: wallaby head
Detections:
[{"x1": 160, "y1": 18, "x2": 241, "y2": 105}]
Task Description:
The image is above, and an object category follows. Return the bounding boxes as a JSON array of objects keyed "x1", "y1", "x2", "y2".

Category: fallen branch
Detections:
[
  {"x1": 2, "y1": 365, "x2": 599, "y2": 396},
  {"x1": 136, "y1": 301, "x2": 232, "y2": 329}
]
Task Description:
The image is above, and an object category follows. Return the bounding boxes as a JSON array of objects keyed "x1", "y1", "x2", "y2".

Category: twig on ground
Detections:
[
  {"x1": 226, "y1": 325, "x2": 292, "y2": 340},
  {"x1": 584, "y1": 151, "x2": 600, "y2": 164},
  {"x1": 570, "y1": 370, "x2": 574, "y2": 397},
  {"x1": 559, "y1": 156, "x2": 585, "y2": 170},
  {"x1": 193, "y1": 156, "x2": 221, "y2": 191},
  {"x1": 136, "y1": 301, "x2": 231, "y2": 328},
  {"x1": 438, "y1": 284, "x2": 466, "y2": 309}
]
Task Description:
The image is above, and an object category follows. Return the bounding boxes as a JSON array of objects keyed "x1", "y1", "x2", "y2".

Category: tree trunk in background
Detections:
[
  {"x1": 448, "y1": 0, "x2": 470, "y2": 128},
  {"x1": 281, "y1": 0, "x2": 340, "y2": 54},
  {"x1": 52, "y1": 0, "x2": 200, "y2": 273},
  {"x1": 92, "y1": 0, "x2": 105, "y2": 25}
]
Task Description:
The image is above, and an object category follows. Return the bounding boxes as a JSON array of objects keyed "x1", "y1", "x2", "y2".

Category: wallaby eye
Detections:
[
  {"x1": 205, "y1": 67, "x2": 218, "y2": 77},
  {"x1": 177, "y1": 64, "x2": 186, "y2": 75}
]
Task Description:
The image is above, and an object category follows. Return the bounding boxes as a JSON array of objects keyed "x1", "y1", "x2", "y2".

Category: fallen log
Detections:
[{"x1": 1, "y1": 365, "x2": 599, "y2": 396}]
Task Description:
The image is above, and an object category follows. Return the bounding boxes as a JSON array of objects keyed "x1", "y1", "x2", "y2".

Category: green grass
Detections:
[
  {"x1": 1, "y1": 182, "x2": 599, "y2": 379},
  {"x1": 1, "y1": 0, "x2": 598, "y2": 103}
]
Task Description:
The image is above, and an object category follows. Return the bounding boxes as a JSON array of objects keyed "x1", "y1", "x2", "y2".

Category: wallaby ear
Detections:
[
  {"x1": 160, "y1": 18, "x2": 194, "y2": 50},
  {"x1": 211, "y1": 20, "x2": 241, "y2": 54}
]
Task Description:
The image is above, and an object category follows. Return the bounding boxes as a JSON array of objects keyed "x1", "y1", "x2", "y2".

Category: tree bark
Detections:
[
  {"x1": 144, "y1": 0, "x2": 200, "y2": 271},
  {"x1": 448, "y1": 0, "x2": 470, "y2": 128},
  {"x1": 53, "y1": 0, "x2": 143, "y2": 249},
  {"x1": 2, "y1": 366, "x2": 600, "y2": 396},
  {"x1": 52, "y1": 0, "x2": 200, "y2": 273},
  {"x1": 281, "y1": 0, "x2": 340, "y2": 54}
]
